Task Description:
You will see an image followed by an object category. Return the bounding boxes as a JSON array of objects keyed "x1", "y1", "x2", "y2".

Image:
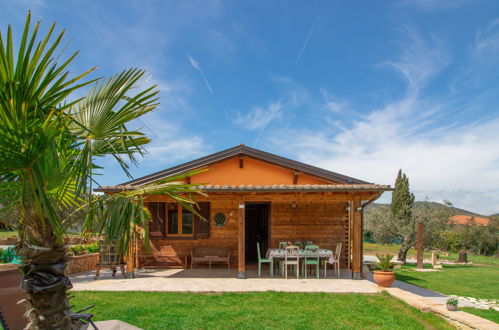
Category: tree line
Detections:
[{"x1": 365, "y1": 170, "x2": 498, "y2": 263}]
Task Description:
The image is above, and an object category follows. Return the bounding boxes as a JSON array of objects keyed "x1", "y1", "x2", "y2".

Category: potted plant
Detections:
[
  {"x1": 373, "y1": 253, "x2": 395, "y2": 287},
  {"x1": 446, "y1": 297, "x2": 458, "y2": 311}
]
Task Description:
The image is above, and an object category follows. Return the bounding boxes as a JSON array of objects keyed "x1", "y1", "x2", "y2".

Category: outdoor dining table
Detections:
[{"x1": 266, "y1": 248, "x2": 335, "y2": 277}]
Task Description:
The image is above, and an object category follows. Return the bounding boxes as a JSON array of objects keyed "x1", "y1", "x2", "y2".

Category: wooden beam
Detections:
[
  {"x1": 239, "y1": 156, "x2": 244, "y2": 168},
  {"x1": 416, "y1": 222, "x2": 424, "y2": 269},
  {"x1": 293, "y1": 171, "x2": 300, "y2": 184},
  {"x1": 347, "y1": 202, "x2": 351, "y2": 270},
  {"x1": 352, "y1": 195, "x2": 362, "y2": 280},
  {"x1": 186, "y1": 177, "x2": 191, "y2": 184},
  {"x1": 237, "y1": 201, "x2": 246, "y2": 279}
]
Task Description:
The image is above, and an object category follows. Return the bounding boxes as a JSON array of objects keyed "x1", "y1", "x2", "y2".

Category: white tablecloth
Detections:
[{"x1": 266, "y1": 248, "x2": 335, "y2": 264}]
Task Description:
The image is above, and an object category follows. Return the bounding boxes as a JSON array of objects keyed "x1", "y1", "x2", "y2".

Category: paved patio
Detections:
[{"x1": 70, "y1": 267, "x2": 380, "y2": 293}]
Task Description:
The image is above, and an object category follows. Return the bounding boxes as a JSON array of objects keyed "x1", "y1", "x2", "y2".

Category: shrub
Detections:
[
  {"x1": 441, "y1": 230, "x2": 460, "y2": 252},
  {"x1": 86, "y1": 242, "x2": 99, "y2": 253},
  {"x1": 376, "y1": 253, "x2": 394, "y2": 271},
  {"x1": 447, "y1": 297, "x2": 458, "y2": 306},
  {"x1": 1, "y1": 247, "x2": 15, "y2": 263},
  {"x1": 69, "y1": 243, "x2": 100, "y2": 256}
]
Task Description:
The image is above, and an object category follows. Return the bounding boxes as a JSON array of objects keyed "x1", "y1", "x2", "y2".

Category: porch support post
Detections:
[
  {"x1": 237, "y1": 201, "x2": 246, "y2": 279},
  {"x1": 352, "y1": 194, "x2": 362, "y2": 280}
]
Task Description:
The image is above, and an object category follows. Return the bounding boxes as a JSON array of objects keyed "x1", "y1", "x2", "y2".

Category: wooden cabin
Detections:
[{"x1": 96, "y1": 145, "x2": 392, "y2": 279}]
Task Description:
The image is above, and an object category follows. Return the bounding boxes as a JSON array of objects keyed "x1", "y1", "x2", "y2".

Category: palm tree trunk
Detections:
[{"x1": 16, "y1": 227, "x2": 77, "y2": 329}]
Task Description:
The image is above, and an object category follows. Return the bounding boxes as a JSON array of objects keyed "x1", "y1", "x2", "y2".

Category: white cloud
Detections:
[
  {"x1": 235, "y1": 101, "x2": 283, "y2": 131},
  {"x1": 320, "y1": 88, "x2": 347, "y2": 113},
  {"x1": 380, "y1": 27, "x2": 448, "y2": 92},
  {"x1": 267, "y1": 29, "x2": 499, "y2": 215},
  {"x1": 473, "y1": 19, "x2": 499, "y2": 58}
]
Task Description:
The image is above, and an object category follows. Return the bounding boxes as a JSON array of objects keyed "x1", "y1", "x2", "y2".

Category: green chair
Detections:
[
  {"x1": 257, "y1": 242, "x2": 273, "y2": 277},
  {"x1": 279, "y1": 242, "x2": 287, "y2": 249},
  {"x1": 302, "y1": 245, "x2": 320, "y2": 279}
]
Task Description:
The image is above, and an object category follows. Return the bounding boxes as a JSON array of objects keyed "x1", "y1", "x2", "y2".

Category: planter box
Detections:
[
  {"x1": 66, "y1": 253, "x2": 99, "y2": 275},
  {"x1": 0, "y1": 236, "x2": 98, "y2": 245},
  {"x1": 0, "y1": 264, "x2": 28, "y2": 329}
]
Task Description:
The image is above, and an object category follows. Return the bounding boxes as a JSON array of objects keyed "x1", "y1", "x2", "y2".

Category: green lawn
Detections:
[
  {"x1": 364, "y1": 242, "x2": 499, "y2": 266},
  {"x1": 72, "y1": 291, "x2": 454, "y2": 330},
  {"x1": 364, "y1": 242, "x2": 432, "y2": 259},
  {"x1": 460, "y1": 308, "x2": 499, "y2": 324},
  {"x1": 0, "y1": 230, "x2": 17, "y2": 238},
  {"x1": 395, "y1": 264, "x2": 499, "y2": 300}
]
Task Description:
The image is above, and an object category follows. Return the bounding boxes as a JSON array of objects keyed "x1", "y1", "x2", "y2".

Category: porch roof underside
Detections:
[{"x1": 95, "y1": 183, "x2": 392, "y2": 193}]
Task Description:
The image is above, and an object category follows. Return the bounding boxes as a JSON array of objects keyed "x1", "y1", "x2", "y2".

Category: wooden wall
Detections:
[
  {"x1": 141, "y1": 198, "x2": 240, "y2": 267},
  {"x1": 140, "y1": 193, "x2": 352, "y2": 269},
  {"x1": 270, "y1": 201, "x2": 349, "y2": 267}
]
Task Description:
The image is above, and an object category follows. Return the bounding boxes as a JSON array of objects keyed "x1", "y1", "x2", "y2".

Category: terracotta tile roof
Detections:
[
  {"x1": 449, "y1": 215, "x2": 489, "y2": 226},
  {"x1": 95, "y1": 183, "x2": 392, "y2": 192}
]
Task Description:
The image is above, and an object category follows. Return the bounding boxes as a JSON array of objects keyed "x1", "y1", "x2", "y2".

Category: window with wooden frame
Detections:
[
  {"x1": 146, "y1": 201, "x2": 210, "y2": 239},
  {"x1": 167, "y1": 203, "x2": 194, "y2": 237}
]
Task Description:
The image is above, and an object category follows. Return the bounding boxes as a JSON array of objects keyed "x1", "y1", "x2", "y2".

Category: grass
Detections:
[
  {"x1": 460, "y1": 308, "x2": 499, "y2": 324},
  {"x1": 364, "y1": 242, "x2": 499, "y2": 266},
  {"x1": 0, "y1": 230, "x2": 17, "y2": 238},
  {"x1": 395, "y1": 264, "x2": 499, "y2": 300},
  {"x1": 72, "y1": 291, "x2": 455, "y2": 330},
  {"x1": 438, "y1": 253, "x2": 499, "y2": 267}
]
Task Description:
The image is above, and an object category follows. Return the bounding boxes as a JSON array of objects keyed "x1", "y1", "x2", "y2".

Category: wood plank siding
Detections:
[{"x1": 140, "y1": 193, "x2": 361, "y2": 269}]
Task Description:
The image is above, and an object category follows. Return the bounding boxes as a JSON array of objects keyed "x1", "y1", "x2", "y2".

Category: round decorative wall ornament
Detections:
[{"x1": 214, "y1": 213, "x2": 227, "y2": 227}]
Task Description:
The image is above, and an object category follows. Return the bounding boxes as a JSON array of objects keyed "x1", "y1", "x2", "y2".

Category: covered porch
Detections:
[{"x1": 137, "y1": 185, "x2": 389, "y2": 280}]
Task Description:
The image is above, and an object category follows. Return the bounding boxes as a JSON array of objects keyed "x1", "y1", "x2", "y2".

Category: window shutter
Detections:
[
  {"x1": 195, "y1": 202, "x2": 210, "y2": 239},
  {"x1": 148, "y1": 202, "x2": 166, "y2": 237}
]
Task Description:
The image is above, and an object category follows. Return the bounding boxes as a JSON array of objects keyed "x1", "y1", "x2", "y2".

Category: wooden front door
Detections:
[{"x1": 245, "y1": 202, "x2": 270, "y2": 262}]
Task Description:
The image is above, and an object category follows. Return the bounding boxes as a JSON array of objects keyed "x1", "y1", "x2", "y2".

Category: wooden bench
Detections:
[{"x1": 191, "y1": 246, "x2": 230, "y2": 269}]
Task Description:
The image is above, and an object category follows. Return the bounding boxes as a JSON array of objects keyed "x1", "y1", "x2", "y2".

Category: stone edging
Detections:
[
  {"x1": 66, "y1": 253, "x2": 99, "y2": 275},
  {"x1": 384, "y1": 287, "x2": 499, "y2": 330},
  {"x1": 0, "y1": 253, "x2": 99, "y2": 275}
]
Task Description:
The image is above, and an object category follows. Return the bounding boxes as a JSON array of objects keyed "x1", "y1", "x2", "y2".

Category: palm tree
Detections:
[{"x1": 0, "y1": 12, "x2": 203, "y2": 329}]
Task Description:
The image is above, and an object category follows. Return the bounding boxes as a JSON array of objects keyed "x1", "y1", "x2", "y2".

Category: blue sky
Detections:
[{"x1": 2, "y1": 0, "x2": 499, "y2": 214}]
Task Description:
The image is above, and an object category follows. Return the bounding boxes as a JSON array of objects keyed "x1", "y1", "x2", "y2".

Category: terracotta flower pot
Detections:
[
  {"x1": 446, "y1": 304, "x2": 458, "y2": 311},
  {"x1": 373, "y1": 270, "x2": 395, "y2": 287}
]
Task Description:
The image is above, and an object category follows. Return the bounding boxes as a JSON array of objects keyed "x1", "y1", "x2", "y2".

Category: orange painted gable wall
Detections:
[{"x1": 188, "y1": 156, "x2": 338, "y2": 185}]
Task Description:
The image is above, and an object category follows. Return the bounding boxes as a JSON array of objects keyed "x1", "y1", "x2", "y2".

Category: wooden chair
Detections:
[
  {"x1": 332, "y1": 242, "x2": 342, "y2": 278},
  {"x1": 257, "y1": 242, "x2": 273, "y2": 277},
  {"x1": 302, "y1": 245, "x2": 320, "y2": 279},
  {"x1": 284, "y1": 245, "x2": 300, "y2": 279},
  {"x1": 94, "y1": 241, "x2": 126, "y2": 280}
]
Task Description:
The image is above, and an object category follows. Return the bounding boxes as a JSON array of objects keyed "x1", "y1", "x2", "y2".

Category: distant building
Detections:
[{"x1": 449, "y1": 215, "x2": 489, "y2": 226}]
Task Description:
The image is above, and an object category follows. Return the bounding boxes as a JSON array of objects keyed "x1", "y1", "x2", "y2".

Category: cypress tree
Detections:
[
  {"x1": 391, "y1": 169, "x2": 415, "y2": 221},
  {"x1": 391, "y1": 169, "x2": 416, "y2": 263}
]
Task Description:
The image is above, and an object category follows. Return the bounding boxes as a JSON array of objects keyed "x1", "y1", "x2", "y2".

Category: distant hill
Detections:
[{"x1": 365, "y1": 201, "x2": 488, "y2": 218}]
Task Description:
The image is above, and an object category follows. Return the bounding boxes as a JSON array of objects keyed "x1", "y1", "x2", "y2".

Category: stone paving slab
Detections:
[
  {"x1": 70, "y1": 268, "x2": 380, "y2": 293},
  {"x1": 94, "y1": 320, "x2": 142, "y2": 330},
  {"x1": 385, "y1": 288, "x2": 499, "y2": 330}
]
